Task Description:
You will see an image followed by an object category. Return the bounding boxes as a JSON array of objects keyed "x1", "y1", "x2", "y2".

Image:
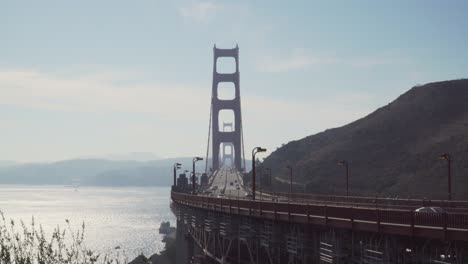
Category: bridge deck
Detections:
[
  {"x1": 172, "y1": 192, "x2": 468, "y2": 242},
  {"x1": 205, "y1": 167, "x2": 249, "y2": 198},
  {"x1": 173, "y1": 168, "x2": 468, "y2": 242}
]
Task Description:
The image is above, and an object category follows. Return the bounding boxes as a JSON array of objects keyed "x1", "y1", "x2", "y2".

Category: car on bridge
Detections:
[{"x1": 414, "y1": 207, "x2": 446, "y2": 213}]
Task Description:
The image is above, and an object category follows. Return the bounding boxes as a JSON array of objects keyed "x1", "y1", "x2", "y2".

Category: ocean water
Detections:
[{"x1": 0, "y1": 185, "x2": 175, "y2": 259}]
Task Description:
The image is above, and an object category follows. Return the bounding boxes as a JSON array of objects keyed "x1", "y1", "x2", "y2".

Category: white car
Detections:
[{"x1": 414, "y1": 207, "x2": 446, "y2": 213}]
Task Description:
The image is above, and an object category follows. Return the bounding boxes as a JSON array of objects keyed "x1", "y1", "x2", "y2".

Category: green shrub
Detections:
[{"x1": 0, "y1": 211, "x2": 126, "y2": 264}]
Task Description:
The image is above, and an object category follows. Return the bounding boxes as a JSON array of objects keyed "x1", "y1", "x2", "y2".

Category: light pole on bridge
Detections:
[
  {"x1": 251, "y1": 147, "x2": 267, "y2": 201},
  {"x1": 338, "y1": 160, "x2": 349, "y2": 197},
  {"x1": 286, "y1": 164, "x2": 293, "y2": 201},
  {"x1": 438, "y1": 153, "x2": 452, "y2": 200},
  {"x1": 192, "y1": 157, "x2": 203, "y2": 195},
  {"x1": 173, "y1": 162, "x2": 182, "y2": 188}
]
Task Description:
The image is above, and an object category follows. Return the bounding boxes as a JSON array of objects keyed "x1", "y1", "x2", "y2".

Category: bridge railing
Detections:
[
  {"x1": 172, "y1": 191, "x2": 468, "y2": 241},
  {"x1": 262, "y1": 191, "x2": 468, "y2": 211}
]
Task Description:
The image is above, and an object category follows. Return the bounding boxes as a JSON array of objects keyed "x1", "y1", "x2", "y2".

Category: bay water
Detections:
[{"x1": 0, "y1": 185, "x2": 175, "y2": 259}]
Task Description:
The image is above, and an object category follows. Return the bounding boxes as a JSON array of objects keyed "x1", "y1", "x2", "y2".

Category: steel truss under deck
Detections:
[{"x1": 172, "y1": 201, "x2": 467, "y2": 264}]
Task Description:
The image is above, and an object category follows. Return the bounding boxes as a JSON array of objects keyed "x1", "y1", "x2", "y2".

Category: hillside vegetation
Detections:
[{"x1": 263, "y1": 79, "x2": 468, "y2": 200}]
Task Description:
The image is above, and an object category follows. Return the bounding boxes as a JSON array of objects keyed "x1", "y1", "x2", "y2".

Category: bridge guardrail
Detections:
[
  {"x1": 172, "y1": 191, "x2": 468, "y2": 242},
  {"x1": 265, "y1": 191, "x2": 468, "y2": 210}
]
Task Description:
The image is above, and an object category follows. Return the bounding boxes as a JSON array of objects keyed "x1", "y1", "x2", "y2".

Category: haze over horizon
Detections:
[{"x1": 2, "y1": 1, "x2": 467, "y2": 162}]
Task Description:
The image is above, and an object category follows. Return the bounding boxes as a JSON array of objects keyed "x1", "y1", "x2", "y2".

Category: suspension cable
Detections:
[{"x1": 204, "y1": 102, "x2": 212, "y2": 174}]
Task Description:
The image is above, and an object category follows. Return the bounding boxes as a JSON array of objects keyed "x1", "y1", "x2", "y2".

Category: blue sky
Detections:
[{"x1": 1, "y1": 0, "x2": 467, "y2": 162}]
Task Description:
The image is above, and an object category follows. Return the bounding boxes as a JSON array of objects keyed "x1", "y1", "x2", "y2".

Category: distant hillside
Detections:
[
  {"x1": 0, "y1": 158, "x2": 208, "y2": 186},
  {"x1": 0, "y1": 161, "x2": 17, "y2": 167},
  {"x1": 263, "y1": 79, "x2": 468, "y2": 200}
]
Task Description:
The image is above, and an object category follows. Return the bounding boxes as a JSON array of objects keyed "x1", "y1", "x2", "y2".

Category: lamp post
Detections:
[
  {"x1": 439, "y1": 153, "x2": 452, "y2": 200},
  {"x1": 183, "y1": 170, "x2": 189, "y2": 191},
  {"x1": 264, "y1": 168, "x2": 272, "y2": 185},
  {"x1": 263, "y1": 167, "x2": 273, "y2": 198},
  {"x1": 192, "y1": 157, "x2": 203, "y2": 195},
  {"x1": 338, "y1": 160, "x2": 349, "y2": 197},
  {"x1": 251, "y1": 147, "x2": 267, "y2": 201},
  {"x1": 286, "y1": 165, "x2": 293, "y2": 201},
  {"x1": 259, "y1": 170, "x2": 262, "y2": 201},
  {"x1": 173, "y1": 163, "x2": 182, "y2": 188}
]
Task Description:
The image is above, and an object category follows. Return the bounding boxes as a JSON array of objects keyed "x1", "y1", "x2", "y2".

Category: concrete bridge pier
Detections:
[{"x1": 175, "y1": 218, "x2": 192, "y2": 264}]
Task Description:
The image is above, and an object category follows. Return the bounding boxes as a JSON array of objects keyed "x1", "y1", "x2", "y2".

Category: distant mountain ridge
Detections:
[
  {"x1": 263, "y1": 79, "x2": 468, "y2": 199},
  {"x1": 0, "y1": 157, "x2": 206, "y2": 186},
  {"x1": 0, "y1": 157, "x2": 252, "y2": 186},
  {"x1": 0, "y1": 161, "x2": 17, "y2": 167},
  {"x1": 79, "y1": 152, "x2": 161, "y2": 161}
]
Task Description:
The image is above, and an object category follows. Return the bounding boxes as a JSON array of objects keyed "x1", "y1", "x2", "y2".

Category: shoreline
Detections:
[{"x1": 129, "y1": 226, "x2": 177, "y2": 264}]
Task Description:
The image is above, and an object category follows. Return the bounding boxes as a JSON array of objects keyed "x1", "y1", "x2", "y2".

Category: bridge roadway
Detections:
[
  {"x1": 203, "y1": 167, "x2": 468, "y2": 213},
  {"x1": 172, "y1": 168, "x2": 468, "y2": 263},
  {"x1": 173, "y1": 193, "x2": 468, "y2": 241},
  {"x1": 205, "y1": 167, "x2": 249, "y2": 198},
  {"x1": 175, "y1": 168, "x2": 468, "y2": 242}
]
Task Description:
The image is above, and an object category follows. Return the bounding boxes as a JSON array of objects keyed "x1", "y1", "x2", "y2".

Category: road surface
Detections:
[{"x1": 204, "y1": 167, "x2": 248, "y2": 198}]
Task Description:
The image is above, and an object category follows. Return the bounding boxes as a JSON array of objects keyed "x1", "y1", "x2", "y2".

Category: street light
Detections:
[
  {"x1": 286, "y1": 165, "x2": 293, "y2": 200},
  {"x1": 438, "y1": 153, "x2": 452, "y2": 200},
  {"x1": 338, "y1": 160, "x2": 349, "y2": 197},
  {"x1": 264, "y1": 168, "x2": 272, "y2": 185},
  {"x1": 192, "y1": 157, "x2": 203, "y2": 195},
  {"x1": 263, "y1": 167, "x2": 274, "y2": 198},
  {"x1": 183, "y1": 170, "x2": 190, "y2": 190},
  {"x1": 251, "y1": 147, "x2": 267, "y2": 200},
  {"x1": 173, "y1": 163, "x2": 182, "y2": 188}
]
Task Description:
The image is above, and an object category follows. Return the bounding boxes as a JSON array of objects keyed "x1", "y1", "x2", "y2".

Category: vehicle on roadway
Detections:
[{"x1": 414, "y1": 207, "x2": 446, "y2": 213}]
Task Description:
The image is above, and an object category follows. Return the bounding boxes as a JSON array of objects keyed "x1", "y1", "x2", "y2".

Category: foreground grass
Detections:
[{"x1": 0, "y1": 212, "x2": 126, "y2": 264}]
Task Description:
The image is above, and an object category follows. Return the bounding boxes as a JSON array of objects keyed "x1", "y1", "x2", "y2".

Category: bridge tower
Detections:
[
  {"x1": 210, "y1": 45, "x2": 244, "y2": 171},
  {"x1": 222, "y1": 122, "x2": 234, "y2": 167}
]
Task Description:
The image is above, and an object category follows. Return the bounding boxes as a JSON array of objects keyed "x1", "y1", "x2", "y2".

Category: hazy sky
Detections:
[{"x1": 1, "y1": 1, "x2": 467, "y2": 162}]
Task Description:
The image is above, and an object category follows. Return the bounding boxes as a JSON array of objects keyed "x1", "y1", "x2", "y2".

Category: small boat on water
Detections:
[{"x1": 64, "y1": 178, "x2": 80, "y2": 190}]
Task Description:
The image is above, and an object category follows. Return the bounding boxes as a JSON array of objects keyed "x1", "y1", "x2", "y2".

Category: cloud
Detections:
[
  {"x1": 349, "y1": 57, "x2": 409, "y2": 68},
  {"x1": 0, "y1": 67, "x2": 374, "y2": 126},
  {"x1": 240, "y1": 92, "x2": 375, "y2": 157},
  {"x1": 0, "y1": 67, "x2": 378, "y2": 161},
  {"x1": 0, "y1": 68, "x2": 210, "y2": 121},
  {"x1": 255, "y1": 50, "x2": 410, "y2": 73},
  {"x1": 255, "y1": 52, "x2": 336, "y2": 73},
  {"x1": 179, "y1": 1, "x2": 219, "y2": 21}
]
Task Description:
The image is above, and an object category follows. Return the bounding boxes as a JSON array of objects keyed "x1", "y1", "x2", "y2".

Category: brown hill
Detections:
[{"x1": 263, "y1": 79, "x2": 468, "y2": 200}]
